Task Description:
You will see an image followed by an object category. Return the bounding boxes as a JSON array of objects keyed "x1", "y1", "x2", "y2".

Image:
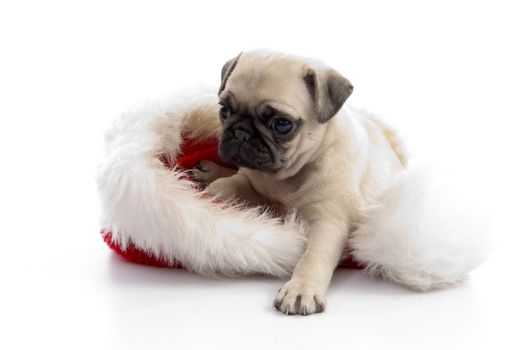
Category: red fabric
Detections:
[
  {"x1": 102, "y1": 136, "x2": 362, "y2": 270},
  {"x1": 102, "y1": 230, "x2": 184, "y2": 268}
]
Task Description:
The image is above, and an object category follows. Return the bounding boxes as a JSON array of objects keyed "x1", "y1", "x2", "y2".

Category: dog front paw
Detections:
[
  {"x1": 192, "y1": 160, "x2": 218, "y2": 183},
  {"x1": 192, "y1": 160, "x2": 238, "y2": 184},
  {"x1": 273, "y1": 280, "x2": 326, "y2": 315}
]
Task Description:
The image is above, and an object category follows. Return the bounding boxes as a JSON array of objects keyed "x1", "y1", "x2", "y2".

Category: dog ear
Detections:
[
  {"x1": 219, "y1": 52, "x2": 243, "y2": 94},
  {"x1": 303, "y1": 68, "x2": 353, "y2": 123}
]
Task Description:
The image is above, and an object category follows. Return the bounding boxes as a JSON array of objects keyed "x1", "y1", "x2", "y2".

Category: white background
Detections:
[{"x1": 1, "y1": 1, "x2": 525, "y2": 349}]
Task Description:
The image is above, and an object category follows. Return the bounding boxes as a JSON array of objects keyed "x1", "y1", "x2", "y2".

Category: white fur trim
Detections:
[
  {"x1": 349, "y1": 163, "x2": 490, "y2": 291},
  {"x1": 96, "y1": 90, "x2": 306, "y2": 278}
]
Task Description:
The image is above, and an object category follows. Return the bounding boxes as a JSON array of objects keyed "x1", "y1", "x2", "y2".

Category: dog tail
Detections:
[{"x1": 349, "y1": 162, "x2": 491, "y2": 291}]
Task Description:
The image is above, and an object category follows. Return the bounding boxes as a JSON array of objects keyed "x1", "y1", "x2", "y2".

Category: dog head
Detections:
[{"x1": 217, "y1": 50, "x2": 353, "y2": 174}]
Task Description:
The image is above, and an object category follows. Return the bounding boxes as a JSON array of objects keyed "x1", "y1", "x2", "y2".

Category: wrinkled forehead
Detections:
[{"x1": 221, "y1": 58, "x2": 312, "y2": 118}]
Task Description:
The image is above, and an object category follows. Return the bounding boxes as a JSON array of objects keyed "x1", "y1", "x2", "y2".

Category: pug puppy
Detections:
[{"x1": 193, "y1": 50, "x2": 406, "y2": 315}]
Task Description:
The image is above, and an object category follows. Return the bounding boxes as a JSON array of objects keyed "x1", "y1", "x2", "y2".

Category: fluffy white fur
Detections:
[
  {"x1": 350, "y1": 163, "x2": 490, "y2": 291},
  {"x1": 97, "y1": 91, "x2": 306, "y2": 278},
  {"x1": 97, "y1": 88, "x2": 488, "y2": 289}
]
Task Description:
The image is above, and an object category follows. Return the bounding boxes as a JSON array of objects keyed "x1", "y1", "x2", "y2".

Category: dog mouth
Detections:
[
  {"x1": 219, "y1": 136, "x2": 283, "y2": 172},
  {"x1": 231, "y1": 154, "x2": 260, "y2": 169}
]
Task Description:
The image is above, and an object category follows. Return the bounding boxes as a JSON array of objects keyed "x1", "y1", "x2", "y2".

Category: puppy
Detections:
[{"x1": 193, "y1": 50, "x2": 406, "y2": 315}]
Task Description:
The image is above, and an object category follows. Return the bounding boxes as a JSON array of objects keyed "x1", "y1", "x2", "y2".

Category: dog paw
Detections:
[
  {"x1": 192, "y1": 160, "x2": 221, "y2": 183},
  {"x1": 273, "y1": 280, "x2": 326, "y2": 315},
  {"x1": 192, "y1": 160, "x2": 237, "y2": 184}
]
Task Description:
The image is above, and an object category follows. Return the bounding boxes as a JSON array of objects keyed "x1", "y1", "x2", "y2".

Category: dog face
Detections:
[{"x1": 217, "y1": 50, "x2": 353, "y2": 173}]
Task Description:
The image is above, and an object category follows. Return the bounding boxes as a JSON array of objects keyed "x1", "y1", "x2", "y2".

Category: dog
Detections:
[{"x1": 193, "y1": 50, "x2": 406, "y2": 315}]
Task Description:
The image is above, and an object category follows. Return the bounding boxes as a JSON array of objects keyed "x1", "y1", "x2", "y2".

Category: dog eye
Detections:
[
  {"x1": 219, "y1": 104, "x2": 230, "y2": 120},
  {"x1": 273, "y1": 118, "x2": 293, "y2": 135}
]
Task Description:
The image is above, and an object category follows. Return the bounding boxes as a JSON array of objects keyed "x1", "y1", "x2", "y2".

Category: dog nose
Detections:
[{"x1": 234, "y1": 129, "x2": 250, "y2": 142}]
